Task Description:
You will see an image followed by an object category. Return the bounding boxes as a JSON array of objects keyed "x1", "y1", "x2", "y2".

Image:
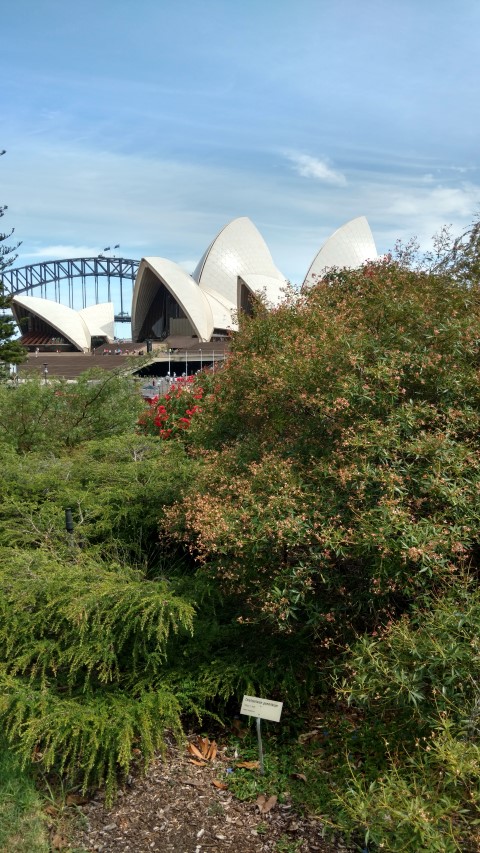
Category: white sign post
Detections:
[{"x1": 240, "y1": 695, "x2": 283, "y2": 774}]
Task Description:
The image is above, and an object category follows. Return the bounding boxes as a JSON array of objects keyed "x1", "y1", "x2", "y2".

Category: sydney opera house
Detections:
[{"x1": 11, "y1": 216, "x2": 377, "y2": 352}]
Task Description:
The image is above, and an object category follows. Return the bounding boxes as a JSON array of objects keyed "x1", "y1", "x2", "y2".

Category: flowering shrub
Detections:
[
  {"x1": 162, "y1": 257, "x2": 480, "y2": 640},
  {"x1": 137, "y1": 376, "x2": 206, "y2": 440}
]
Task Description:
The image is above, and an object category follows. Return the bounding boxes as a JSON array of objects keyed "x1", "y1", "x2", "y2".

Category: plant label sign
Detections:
[{"x1": 240, "y1": 695, "x2": 283, "y2": 723}]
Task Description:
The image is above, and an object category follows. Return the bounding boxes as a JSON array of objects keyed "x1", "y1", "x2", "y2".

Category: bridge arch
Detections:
[{"x1": 2, "y1": 257, "x2": 140, "y2": 323}]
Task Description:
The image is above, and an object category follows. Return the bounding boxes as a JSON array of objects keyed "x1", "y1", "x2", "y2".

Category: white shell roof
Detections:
[
  {"x1": 132, "y1": 258, "x2": 214, "y2": 342},
  {"x1": 238, "y1": 273, "x2": 287, "y2": 308},
  {"x1": 12, "y1": 295, "x2": 95, "y2": 351},
  {"x1": 303, "y1": 216, "x2": 377, "y2": 287},
  {"x1": 193, "y1": 217, "x2": 287, "y2": 305},
  {"x1": 200, "y1": 285, "x2": 237, "y2": 332},
  {"x1": 79, "y1": 303, "x2": 115, "y2": 342},
  {"x1": 132, "y1": 216, "x2": 377, "y2": 343}
]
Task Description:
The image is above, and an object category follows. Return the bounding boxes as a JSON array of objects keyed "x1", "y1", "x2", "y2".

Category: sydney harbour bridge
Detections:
[{"x1": 2, "y1": 256, "x2": 140, "y2": 325}]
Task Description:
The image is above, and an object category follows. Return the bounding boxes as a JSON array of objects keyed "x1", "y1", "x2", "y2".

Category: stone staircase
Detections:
[
  {"x1": 16, "y1": 338, "x2": 230, "y2": 381},
  {"x1": 18, "y1": 352, "x2": 134, "y2": 381}
]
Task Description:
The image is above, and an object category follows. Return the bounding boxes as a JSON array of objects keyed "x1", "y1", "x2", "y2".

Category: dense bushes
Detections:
[
  {"x1": 0, "y1": 398, "x2": 200, "y2": 800},
  {"x1": 330, "y1": 579, "x2": 480, "y2": 850},
  {"x1": 0, "y1": 406, "x2": 314, "y2": 803},
  {"x1": 0, "y1": 229, "x2": 479, "y2": 847},
  {"x1": 152, "y1": 248, "x2": 480, "y2": 848},
  {"x1": 0, "y1": 431, "x2": 196, "y2": 564},
  {"x1": 162, "y1": 259, "x2": 480, "y2": 643}
]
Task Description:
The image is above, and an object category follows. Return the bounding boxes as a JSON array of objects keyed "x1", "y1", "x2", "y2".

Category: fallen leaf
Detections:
[
  {"x1": 212, "y1": 780, "x2": 228, "y2": 790},
  {"x1": 51, "y1": 833, "x2": 69, "y2": 850},
  {"x1": 206, "y1": 741, "x2": 217, "y2": 761},
  {"x1": 198, "y1": 737, "x2": 210, "y2": 757},
  {"x1": 236, "y1": 760, "x2": 259, "y2": 770},
  {"x1": 66, "y1": 793, "x2": 89, "y2": 805},
  {"x1": 256, "y1": 794, "x2": 278, "y2": 813},
  {"x1": 298, "y1": 730, "x2": 321, "y2": 744},
  {"x1": 187, "y1": 743, "x2": 205, "y2": 761},
  {"x1": 189, "y1": 759, "x2": 207, "y2": 766},
  {"x1": 291, "y1": 772, "x2": 307, "y2": 782},
  {"x1": 44, "y1": 805, "x2": 58, "y2": 816}
]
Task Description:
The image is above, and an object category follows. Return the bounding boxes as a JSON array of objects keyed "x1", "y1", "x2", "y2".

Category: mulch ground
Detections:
[{"x1": 66, "y1": 739, "x2": 353, "y2": 853}]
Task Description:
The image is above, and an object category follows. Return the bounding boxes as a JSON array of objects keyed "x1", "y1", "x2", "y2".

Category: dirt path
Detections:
[{"x1": 69, "y1": 741, "x2": 352, "y2": 853}]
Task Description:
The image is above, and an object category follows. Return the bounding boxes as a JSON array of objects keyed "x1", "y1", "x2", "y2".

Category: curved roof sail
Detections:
[
  {"x1": 12, "y1": 295, "x2": 114, "y2": 352},
  {"x1": 132, "y1": 258, "x2": 214, "y2": 342},
  {"x1": 193, "y1": 217, "x2": 287, "y2": 306},
  {"x1": 303, "y1": 217, "x2": 377, "y2": 287}
]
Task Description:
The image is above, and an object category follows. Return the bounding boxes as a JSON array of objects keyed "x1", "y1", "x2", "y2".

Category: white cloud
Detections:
[
  {"x1": 4, "y1": 137, "x2": 480, "y2": 287},
  {"x1": 444, "y1": 165, "x2": 476, "y2": 174},
  {"x1": 388, "y1": 183, "x2": 480, "y2": 219},
  {"x1": 28, "y1": 245, "x2": 103, "y2": 259},
  {"x1": 286, "y1": 152, "x2": 347, "y2": 187}
]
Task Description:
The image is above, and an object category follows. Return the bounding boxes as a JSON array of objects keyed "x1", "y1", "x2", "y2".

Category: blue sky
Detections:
[{"x1": 2, "y1": 0, "x2": 480, "y2": 289}]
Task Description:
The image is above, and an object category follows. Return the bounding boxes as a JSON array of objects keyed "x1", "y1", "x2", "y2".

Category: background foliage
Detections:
[{"x1": 0, "y1": 370, "x2": 144, "y2": 452}]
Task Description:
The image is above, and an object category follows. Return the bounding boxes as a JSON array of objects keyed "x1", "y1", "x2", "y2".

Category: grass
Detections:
[
  {"x1": 221, "y1": 722, "x2": 340, "y2": 832},
  {"x1": 0, "y1": 738, "x2": 48, "y2": 853}
]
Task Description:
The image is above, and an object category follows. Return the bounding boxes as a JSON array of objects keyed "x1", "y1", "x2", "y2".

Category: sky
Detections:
[{"x1": 2, "y1": 0, "x2": 480, "y2": 297}]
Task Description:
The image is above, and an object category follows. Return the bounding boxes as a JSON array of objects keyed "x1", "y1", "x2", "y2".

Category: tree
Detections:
[
  {"x1": 0, "y1": 150, "x2": 26, "y2": 373},
  {"x1": 162, "y1": 249, "x2": 480, "y2": 641},
  {"x1": 0, "y1": 150, "x2": 20, "y2": 276},
  {"x1": 0, "y1": 284, "x2": 27, "y2": 373},
  {"x1": 0, "y1": 369, "x2": 145, "y2": 452}
]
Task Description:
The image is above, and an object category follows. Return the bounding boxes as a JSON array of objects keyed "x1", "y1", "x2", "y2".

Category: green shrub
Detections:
[
  {"x1": 1, "y1": 676, "x2": 183, "y2": 805},
  {"x1": 334, "y1": 728, "x2": 480, "y2": 852},
  {"x1": 340, "y1": 579, "x2": 480, "y2": 724},
  {"x1": 0, "y1": 549, "x2": 194, "y2": 800},
  {"x1": 0, "y1": 433, "x2": 196, "y2": 566},
  {"x1": 0, "y1": 545, "x2": 318, "y2": 801},
  {"x1": 329, "y1": 579, "x2": 480, "y2": 850}
]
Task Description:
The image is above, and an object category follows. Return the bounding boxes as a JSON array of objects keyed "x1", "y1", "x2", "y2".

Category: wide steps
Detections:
[{"x1": 19, "y1": 352, "x2": 130, "y2": 380}]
